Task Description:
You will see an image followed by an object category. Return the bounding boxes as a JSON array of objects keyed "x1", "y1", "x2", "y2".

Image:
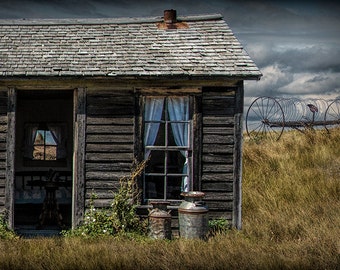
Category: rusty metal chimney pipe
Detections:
[{"x1": 164, "y1": 9, "x2": 177, "y2": 24}]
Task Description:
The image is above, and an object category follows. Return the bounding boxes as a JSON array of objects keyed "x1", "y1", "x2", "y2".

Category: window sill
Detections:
[
  {"x1": 23, "y1": 159, "x2": 67, "y2": 167},
  {"x1": 141, "y1": 199, "x2": 183, "y2": 207}
]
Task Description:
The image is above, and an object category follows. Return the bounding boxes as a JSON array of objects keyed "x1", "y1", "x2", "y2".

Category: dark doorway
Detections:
[{"x1": 14, "y1": 90, "x2": 74, "y2": 236}]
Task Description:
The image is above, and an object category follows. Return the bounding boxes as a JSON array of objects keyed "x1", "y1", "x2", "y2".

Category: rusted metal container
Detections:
[
  {"x1": 148, "y1": 201, "x2": 172, "y2": 240},
  {"x1": 178, "y1": 191, "x2": 209, "y2": 239}
]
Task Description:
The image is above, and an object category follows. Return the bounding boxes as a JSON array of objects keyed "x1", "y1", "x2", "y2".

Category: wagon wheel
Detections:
[
  {"x1": 246, "y1": 97, "x2": 285, "y2": 141},
  {"x1": 324, "y1": 99, "x2": 340, "y2": 132}
]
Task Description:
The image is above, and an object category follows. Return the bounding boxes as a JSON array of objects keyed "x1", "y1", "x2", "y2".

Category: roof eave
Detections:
[{"x1": 0, "y1": 73, "x2": 262, "y2": 81}]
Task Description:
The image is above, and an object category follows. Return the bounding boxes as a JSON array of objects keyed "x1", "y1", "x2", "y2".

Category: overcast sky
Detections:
[{"x1": 1, "y1": 0, "x2": 340, "y2": 108}]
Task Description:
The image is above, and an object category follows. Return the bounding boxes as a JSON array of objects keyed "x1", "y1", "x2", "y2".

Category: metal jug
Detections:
[{"x1": 178, "y1": 191, "x2": 209, "y2": 239}]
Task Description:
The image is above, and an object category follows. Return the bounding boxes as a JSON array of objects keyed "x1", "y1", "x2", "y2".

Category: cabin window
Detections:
[
  {"x1": 143, "y1": 96, "x2": 193, "y2": 201},
  {"x1": 33, "y1": 129, "x2": 57, "y2": 160},
  {"x1": 23, "y1": 123, "x2": 67, "y2": 161}
]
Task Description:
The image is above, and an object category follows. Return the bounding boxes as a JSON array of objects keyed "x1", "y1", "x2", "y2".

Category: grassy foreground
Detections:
[{"x1": 0, "y1": 129, "x2": 339, "y2": 269}]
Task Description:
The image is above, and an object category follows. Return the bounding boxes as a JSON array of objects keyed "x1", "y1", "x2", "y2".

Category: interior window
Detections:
[
  {"x1": 33, "y1": 129, "x2": 57, "y2": 160},
  {"x1": 23, "y1": 123, "x2": 67, "y2": 161},
  {"x1": 143, "y1": 96, "x2": 192, "y2": 201}
]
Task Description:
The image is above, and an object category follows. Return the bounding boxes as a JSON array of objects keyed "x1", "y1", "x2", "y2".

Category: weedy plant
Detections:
[
  {"x1": 0, "y1": 213, "x2": 17, "y2": 239},
  {"x1": 208, "y1": 218, "x2": 230, "y2": 237},
  {"x1": 63, "y1": 160, "x2": 148, "y2": 238}
]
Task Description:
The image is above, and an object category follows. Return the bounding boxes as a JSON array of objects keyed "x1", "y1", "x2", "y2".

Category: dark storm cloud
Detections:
[
  {"x1": 236, "y1": 0, "x2": 340, "y2": 35},
  {"x1": 0, "y1": 0, "x2": 108, "y2": 18},
  {"x1": 0, "y1": 0, "x2": 215, "y2": 18},
  {"x1": 279, "y1": 47, "x2": 340, "y2": 73},
  {"x1": 0, "y1": 0, "x2": 339, "y2": 101},
  {"x1": 245, "y1": 41, "x2": 340, "y2": 74},
  {"x1": 244, "y1": 37, "x2": 340, "y2": 98}
]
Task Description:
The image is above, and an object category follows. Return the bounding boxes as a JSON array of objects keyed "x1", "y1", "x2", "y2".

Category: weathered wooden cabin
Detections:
[{"x1": 0, "y1": 10, "x2": 261, "y2": 234}]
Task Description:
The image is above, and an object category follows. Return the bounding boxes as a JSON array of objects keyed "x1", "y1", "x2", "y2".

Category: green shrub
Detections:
[
  {"x1": 0, "y1": 213, "x2": 17, "y2": 239},
  {"x1": 63, "y1": 160, "x2": 147, "y2": 238},
  {"x1": 208, "y1": 218, "x2": 230, "y2": 236}
]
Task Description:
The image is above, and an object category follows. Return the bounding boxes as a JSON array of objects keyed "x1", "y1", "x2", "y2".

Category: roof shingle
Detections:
[{"x1": 0, "y1": 14, "x2": 261, "y2": 79}]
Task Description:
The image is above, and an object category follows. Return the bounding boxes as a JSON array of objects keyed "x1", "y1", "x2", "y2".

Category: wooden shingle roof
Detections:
[{"x1": 0, "y1": 14, "x2": 261, "y2": 79}]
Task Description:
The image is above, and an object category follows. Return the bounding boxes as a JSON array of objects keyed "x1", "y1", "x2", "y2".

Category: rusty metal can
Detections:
[
  {"x1": 178, "y1": 191, "x2": 209, "y2": 239},
  {"x1": 148, "y1": 201, "x2": 172, "y2": 240}
]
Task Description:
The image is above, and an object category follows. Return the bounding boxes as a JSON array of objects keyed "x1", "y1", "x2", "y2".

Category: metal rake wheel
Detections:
[
  {"x1": 324, "y1": 99, "x2": 340, "y2": 132},
  {"x1": 246, "y1": 97, "x2": 285, "y2": 141}
]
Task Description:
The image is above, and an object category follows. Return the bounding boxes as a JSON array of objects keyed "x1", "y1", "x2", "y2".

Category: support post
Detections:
[
  {"x1": 5, "y1": 87, "x2": 16, "y2": 229},
  {"x1": 233, "y1": 81, "x2": 244, "y2": 229},
  {"x1": 72, "y1": 87, "x2": 86, "y2": 228}
]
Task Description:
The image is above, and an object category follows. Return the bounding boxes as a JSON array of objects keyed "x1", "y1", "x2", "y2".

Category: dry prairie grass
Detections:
[{"x1": 0, "y1": 129, "x2": 339, "y2": 269}]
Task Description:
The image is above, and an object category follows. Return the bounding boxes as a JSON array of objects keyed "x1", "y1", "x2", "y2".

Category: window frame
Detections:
[
  {"x1": 23, "y1": 122, "x2": 68, "y2": 167},
  {"x1": 138, "y1": 93, "x2": 201, "y2": 203},
  {"x1": 33, "y1": 129, "x2": 58, "y2": 161}
]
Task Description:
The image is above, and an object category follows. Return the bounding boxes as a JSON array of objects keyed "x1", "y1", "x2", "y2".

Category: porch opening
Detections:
[{"x1": 14, "y1": 90, "x2": 74, "y2": 236}]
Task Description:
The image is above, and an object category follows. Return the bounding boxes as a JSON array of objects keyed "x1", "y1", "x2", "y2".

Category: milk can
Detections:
[
  {"x1": 148, "y1": 201, "x2": 172, "y2": 240},
  {"x1": 178, "y1": 191, "x2": 209, "y2": 239}
]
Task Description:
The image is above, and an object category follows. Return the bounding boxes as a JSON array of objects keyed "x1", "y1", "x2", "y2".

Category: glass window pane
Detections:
[
  {"x1": 167, "y1": 176, "x2": 182, "y2": 199},
  {"x1": 145, "y1": 151, "x2": 165, "y2": 173},
  {"x1": 167, "y1": 151, "x2": 185, "y2": 174},
  {"x1": 153, "y1": 123, "x2": 165, "y2": 146},
  {"x1": 45, "y1": 146, "x2": 57, "y2": 160},
  {"x1": 145, "y1": 176, "x2": 165, "y2": 199},
  {"x1": 144, "y1": 122, "x2": 161, "y2": 146},
  {"x1": 34, "y1": 130, "x2": 45, "y2": 145},
  {"x1": 33, "y1": 145, "x2": 44, "y2": 160},
  {"x1": 169, "y1": 122, "x2": 189, "y2": 147},
  {"x1": 167, "y1": 123, "x2": 176, "y2": 146},
  {"x1": 45, "y1": 131, "x2": 57, "y2": 146}
]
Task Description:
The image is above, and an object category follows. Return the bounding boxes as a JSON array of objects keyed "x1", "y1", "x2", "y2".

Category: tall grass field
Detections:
[{"x1": 0, "y1": 129, "x2": 339, "y2": 269}]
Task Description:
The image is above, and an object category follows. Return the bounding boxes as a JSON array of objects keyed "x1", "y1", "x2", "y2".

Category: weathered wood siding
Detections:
[
  {"x1": 201, "y1": 87, "x2": 237, "y2": 222},
  {"x1": 83, "y1": 86, "x2": 242, "y2": 227},
  {"x1": 85, "y1": 90, "x2": 135, "y2": 207},
  {"x1": 0, "y1": 90, "x2": 7, "y2": 213}
]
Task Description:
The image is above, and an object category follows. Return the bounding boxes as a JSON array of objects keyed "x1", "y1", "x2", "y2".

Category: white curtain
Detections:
[
  {"x1": 48, "y1": 124, "x2": 67, "y2": 159},
  {"x1": 167, "y1": 97, "x2": 190, "y2": 192},
  {"x1": 23, "y1": 123, "x2": 67, "y2": 160},
  {"x1": 144, "y1": 98, "x2": 164, "y2": 159},
  {"x1": 23, "y1": 124, "x2": 38, "y2": 159}
]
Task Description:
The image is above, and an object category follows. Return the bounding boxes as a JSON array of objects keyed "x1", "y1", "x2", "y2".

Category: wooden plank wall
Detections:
[
  {"x1": 201, "y1": 87, "x2": 236, "y2": 222},
  {"x1": 85, "y1": 90, "x2": 135, "y2": 208},
  {"x1": 0, "y1": 90, "x2": 8, "y2": 214},
  {"x1": 84, "y1": 87, "x2": 240, "y2": 226}
]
